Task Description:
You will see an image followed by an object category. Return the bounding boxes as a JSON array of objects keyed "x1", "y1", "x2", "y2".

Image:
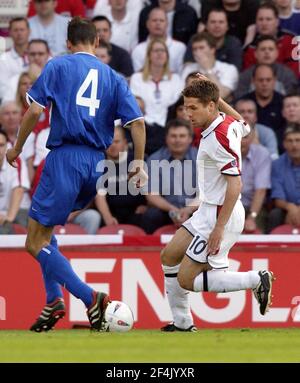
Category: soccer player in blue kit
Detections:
[{"x1": 6, "y1": 17, "x2": 147, "y2": 332}]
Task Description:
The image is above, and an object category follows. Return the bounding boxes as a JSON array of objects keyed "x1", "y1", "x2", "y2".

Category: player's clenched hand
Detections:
[
  {"x1": 207, "y1": 224, "x2": 224, "y2": 255},
  {"x1": 128, "y1": 160, "x2": 148, "y2": 189},
  {"x1": 6, "y1": 147, "x2": 21, "y2": 168}
]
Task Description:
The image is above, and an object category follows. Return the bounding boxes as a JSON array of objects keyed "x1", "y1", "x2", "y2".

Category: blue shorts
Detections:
[{"x1": 29, "y1": 144, "x2": 105, "y2": 227}]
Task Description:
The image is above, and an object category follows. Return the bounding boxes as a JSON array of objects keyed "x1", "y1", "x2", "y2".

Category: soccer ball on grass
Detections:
[{"x1": 104, "y1": 300, "x2": 134, "y2": 332}]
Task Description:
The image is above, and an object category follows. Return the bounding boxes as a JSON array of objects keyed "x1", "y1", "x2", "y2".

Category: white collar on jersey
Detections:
[
  {"x1": 74, "y1": 52, "x2": 96, "y2": 57},
  {"x1": 201, "y1": 112, "x2": 225, "y2": 138}
]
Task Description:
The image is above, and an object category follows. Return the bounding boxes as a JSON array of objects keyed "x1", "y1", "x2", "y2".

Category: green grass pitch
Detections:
[{"x1": 0, "y1": 328, "x2": 300, "y2": 363}]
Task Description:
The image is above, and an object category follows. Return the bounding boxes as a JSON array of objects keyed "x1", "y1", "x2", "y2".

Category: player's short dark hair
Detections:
[
  {"x1": 256, "y1": 35, "x2": 277, "y2": 47},
  {"x1": 284, "y1": 123, "x2": 300, "y2": 139},
  {"x1": 68, "y1": 17, "x2": 97, "y2": 46},
  {"x1": 252, "y1": 63, "x2": 276, "y2": 78},
  {"x1": 29, "y1": 39, "x2": 50, "y2": 52},
  {"x1": 166, "y1": 118, "x2": 193, "y2": 136},
  {"x1": 0, "y1": 128, "x2": 8, "y2": 142},
  {"x1": 9, "y1": 17, "x2": 29, "y2": 29},
  {"x1": 258, "y1": 1, "x2": 279, "y2": 18},
  {"x1": 191, "y1": 32, "x2": 217, "y2": 49},
  {"x1": 91, "y1": 15, "x2": 112, "y2": 29},
  {"x1": 182, "y1": 80, "x2": 220, "y2": 105}
]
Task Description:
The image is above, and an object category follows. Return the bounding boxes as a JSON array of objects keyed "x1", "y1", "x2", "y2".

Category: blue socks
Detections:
[
  {"x1": 40, "y1": 236, "x2": 63, "y2": 304},
  {"x1": 37, "y1": 242, "x2": 93, "y2": 307}
]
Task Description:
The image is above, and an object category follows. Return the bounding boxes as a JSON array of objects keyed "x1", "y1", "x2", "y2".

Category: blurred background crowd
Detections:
[{"x1": 0, "y1": 0, "x2": 300, "y2": 235}]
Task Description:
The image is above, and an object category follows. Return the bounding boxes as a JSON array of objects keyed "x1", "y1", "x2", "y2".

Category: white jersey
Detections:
[{"x1": 197, "y1": 113, "x2": 250, "y2": 205}]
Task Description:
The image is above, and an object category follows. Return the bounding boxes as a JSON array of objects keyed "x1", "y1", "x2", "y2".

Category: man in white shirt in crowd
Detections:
[
  {"x1": 132, "y1": 7, "x2": 186, "y2": 74},
  {"x1": 0, "y1": 17, "x2": 30, "y2": 102},
  {"x1": 4, "y1": 39, "x2": 52, "y2": 103},
  {"x1": 0, "y1": 102, "x2": 35, "y2": 182},
  {"x1": 182, "y1": 32, "x2": 238, "y2": 101},
  {"x1": 0, "y1": 129, "x2": 30, "y2": 234},
  {"x1": 93, "y1": 0, "x2": 145, "y2": 19},
  {"x1": 95, "y1": 0, "x2": 139, "y2": 53},
  {"x1": 29, "y1": 0, "x2": 70, "y2": 56}
]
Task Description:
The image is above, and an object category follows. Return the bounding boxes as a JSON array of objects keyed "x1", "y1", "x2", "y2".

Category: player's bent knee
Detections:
[
  {"x1": 25, "y1": 236, "x2": 49, "y2": 258},
  {"x1": 160, "y1": 248, "x2": 168, "y2": 265},
  {"x1": 177, "y1": 272, "x2": 193, "y2": 291}
]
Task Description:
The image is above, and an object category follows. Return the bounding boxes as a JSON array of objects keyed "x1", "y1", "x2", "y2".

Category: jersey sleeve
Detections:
[
  {"x1": 115, "y1": 74, "x2": 143, "y2": 127},
  {"x1": 212, "y1": 130, "x2": 241, "y2": 176},
  {"x1": 238, "y1": 119, "x2": 251, "y2": 137},
  {"x1": 26, "y1": 61, "x2": 56, "y2": 108}
]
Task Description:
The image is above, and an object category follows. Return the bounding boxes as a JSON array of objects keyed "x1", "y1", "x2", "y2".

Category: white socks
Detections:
[
  {"x1": 163, "y1": 264, "x2": 193, "y2": 329},
  {"x1": 193, "y1": 269, "x2": 260, "y2": 292}
]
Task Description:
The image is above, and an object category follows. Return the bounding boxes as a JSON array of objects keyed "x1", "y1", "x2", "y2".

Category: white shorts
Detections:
[{"x1": 182, "y1": 200, "x2": 245, "y2": 269}]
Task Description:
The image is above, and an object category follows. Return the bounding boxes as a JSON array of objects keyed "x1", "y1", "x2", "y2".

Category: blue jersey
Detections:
[{"x1": 26, "y1": 52, "x2": 142, "y2": 150}]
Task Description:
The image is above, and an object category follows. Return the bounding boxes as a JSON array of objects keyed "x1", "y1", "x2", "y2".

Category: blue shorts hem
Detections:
[{"x1": 29, "y1": 208, "x2": 67, "y2": 227}]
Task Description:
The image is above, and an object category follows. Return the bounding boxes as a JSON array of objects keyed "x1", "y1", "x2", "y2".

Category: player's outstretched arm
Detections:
[{"x1": 6, "y1": 102, "x2": 44, "y2": 168}]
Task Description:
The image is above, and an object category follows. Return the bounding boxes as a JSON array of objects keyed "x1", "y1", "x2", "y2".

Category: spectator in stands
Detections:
[
  {"x1": 0, "y1": 101, "x2": 35, "y2": 182},
  {"x1": 235, "y1": 98, "x2": 279, "y2": 160},
  {"x1": 274, "y1": 0, "x2": 300, "y2": 35},
  {"x1": 135, "y1": 96, "x2": 165, "y2": 157},
  {"x1": 200, "y1": 0, "x2": 259, "y2": 45},
  {"x1": 95, "y1": 41, "x2": 111, "y2": 65},
  {"x1": 67, "y1": 206, "x2": 101, "y2": 234},
  {"x1": 94, "y1": 0, "x2": 139, "y2": 53},
  {"x1": 138, "y1": 0, "x2": 198, "y2": 45},
  {"x1": 240, "y1": 64, "x2": 285, "y2": 151},
  {"x1": 27, "y1": 0, "x2": 86, "y2": 17},
  {"x1": 4, "y1": 39, "x2": 51, "y2": 103},
  {"x1": 185, "y1": 8, "x2": 243, "y2": 70},
  {"x1": 295, "y1": 0, "x2": 300, "y2": 10},
  {"x1": 0, "y1": 17, "x2": 30, "y2": 103},
  {"x1": 29, "y1": 0, "x2": 70, "y2": 56},
  {"x1": 240, "y1": 122, "x2": 272, "y2": 233},
  {"x1": 95, "y1": 125, "x2": 146, "y2": 226},
  {"x1": 130, "y1": 38, "x2": 183, "y2": 128},
  {"x1": 267, "y1": 124, "x2": 300, "y2": 232},
  {"x1": 141, "y1": 119, "x2": 198, "y2": 234},
  {"x1": 182, "y1": 32, "x2": 238, "y2": 101},
  {"x1": 16, "y1": 73, "x2": 33, "y2": 115},
  {"x1": 14, "y1": 72, "x2": 50, "y2": 180},
  {"x1": 235, "y1": 35, "x2": 298, "y2": 99},
  {"x1": 282, "y1": 93, "x2": 300, "y2": 126},
  {"x1": 92, "y1": 15, "x2": 134, "y2": 77},
  {"x1": 243, "y1": 2, "x2": 299, "y2": 77},
  {"x1": 0, "y1": 129, "x2": 30, "y2": 234},
  {"x1": 93, "y1": 0, "x2": 145, "y2": 19},
  {"x1": 132, "y1": 7, "x2": 186, "y2": 73}
]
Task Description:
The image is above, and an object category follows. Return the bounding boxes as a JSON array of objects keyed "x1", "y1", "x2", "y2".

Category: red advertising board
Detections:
[{"x1": 0, "y1": 245, "x2": 300, "y2": 329}]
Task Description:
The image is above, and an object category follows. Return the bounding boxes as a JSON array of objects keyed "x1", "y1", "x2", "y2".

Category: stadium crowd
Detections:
[{"x1": 0, "y1": 0, "x2": 300, "y2": 235}]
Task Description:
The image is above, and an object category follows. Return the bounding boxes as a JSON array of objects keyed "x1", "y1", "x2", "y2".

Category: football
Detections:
[{"x1": 104, "y1": 300, "x2": 134, "y2": 332}]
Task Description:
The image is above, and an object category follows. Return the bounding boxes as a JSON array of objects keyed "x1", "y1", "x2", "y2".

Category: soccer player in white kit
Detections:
[{"x1": 161, "y1": 75, "x2": 275, "y2": 332}]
